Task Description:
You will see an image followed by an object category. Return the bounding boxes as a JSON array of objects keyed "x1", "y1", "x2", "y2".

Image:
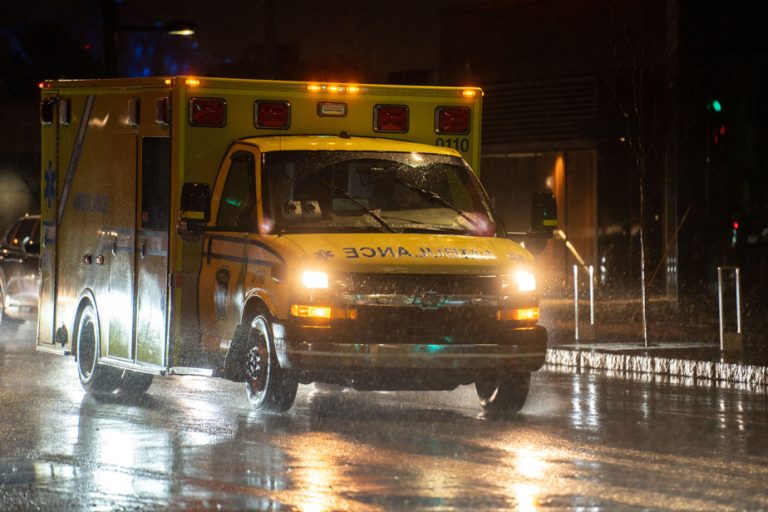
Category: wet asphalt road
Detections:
[{"x1": 1, "y1": 324, "x2": 768, "y2": 511}]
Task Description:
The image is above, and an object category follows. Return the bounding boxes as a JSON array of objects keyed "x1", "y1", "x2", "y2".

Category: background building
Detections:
[{"x1": 439, "y1": 0, "x2": 768, "y2": 301}]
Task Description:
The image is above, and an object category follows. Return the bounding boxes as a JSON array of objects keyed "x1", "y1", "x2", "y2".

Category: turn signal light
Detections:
[
  {"x1": 497, "y1": 307, "x2": 540, "y2": 321},
  {"x1": 290, "y1": 305, "x2": 332, "y2": 319}
]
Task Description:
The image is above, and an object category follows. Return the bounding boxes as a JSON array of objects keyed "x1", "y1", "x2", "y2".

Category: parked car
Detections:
[{"x1": 0, "y1": 214, "x2": 40, "y2": 330}]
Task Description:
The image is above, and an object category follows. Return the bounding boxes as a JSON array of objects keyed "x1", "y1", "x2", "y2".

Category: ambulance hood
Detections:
[{"x1": 278, "y1": 233, "x2": 532, "y2": 274}]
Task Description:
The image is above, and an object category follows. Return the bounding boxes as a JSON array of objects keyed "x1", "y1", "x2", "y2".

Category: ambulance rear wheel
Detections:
[
  {"x1": 475, "y1": 371, "x2": 531, "y2": 416},
  {"x1": 76, "y1": 303, "x2": 121, "y2": 394},
  {"x1": 244, "y1": 315, "x2": 298, "y2": 412}
]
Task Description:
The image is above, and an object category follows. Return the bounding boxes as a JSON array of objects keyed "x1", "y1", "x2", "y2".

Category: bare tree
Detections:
[{"x1": 606, "y1": 0, "x2": 686, "y2": 345}]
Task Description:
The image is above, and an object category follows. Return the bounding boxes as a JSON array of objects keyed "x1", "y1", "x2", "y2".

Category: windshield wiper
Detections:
[
  {"x1": 393, "y1": 178, "x2": 482, "y2": 232},
  {"x1": 319, "y1": 179, "x2": 395, "y2": 233}
]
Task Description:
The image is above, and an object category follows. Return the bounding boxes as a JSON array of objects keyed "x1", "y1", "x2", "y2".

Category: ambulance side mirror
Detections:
[
  {"x1": 530, "y1": 192, "x2": 557, "y2": 237},
  {"x1": 505, "y1": 192, "x2": 558, "y2": 255},
  {"x1": 180, "y1": 182, "x2": 211, "y2": 228}
]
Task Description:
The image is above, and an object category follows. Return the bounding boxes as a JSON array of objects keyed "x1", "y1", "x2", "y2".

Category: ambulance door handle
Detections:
[{"x1": 140, "y1": 239, "x2": 146, "y2": 259}]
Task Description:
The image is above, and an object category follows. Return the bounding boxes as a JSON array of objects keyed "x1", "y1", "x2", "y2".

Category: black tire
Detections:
[
  {"x1": 75, "y1": 303, "x2": 121, "y2": 394},
  {"x1": 244, "y1": 315, "x2": 298, "y2": 412},
  {"x1": 475, "y1": 371, "x2": 532, "y2": 415},
  {"x1": 118, "y1": 370, "x2": 153, "y2": 395}
]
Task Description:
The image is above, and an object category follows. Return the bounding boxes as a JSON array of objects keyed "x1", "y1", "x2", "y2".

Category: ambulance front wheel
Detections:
[
  {"x1": 244, "y1": 315, "x2": 298, "y2": 412},
  {"x1": 75, "y1": 303, "x2": 121, "y2": 395},
  {"x1": 475, "y1": 371, "x2": 531, "y2": 416}
]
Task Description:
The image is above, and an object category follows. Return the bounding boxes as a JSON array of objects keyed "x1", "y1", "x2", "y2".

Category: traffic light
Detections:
[
  {"x1": 712, "y1": 123, "x2": 727, "y2": 145},
  {"x1": 707, "y1": 99, "x2": 727, "y2": 146}
]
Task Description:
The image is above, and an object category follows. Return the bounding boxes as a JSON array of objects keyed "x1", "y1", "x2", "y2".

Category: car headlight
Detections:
[
  {"x1": 301, "y1": 270, "x2": 329, "y2": 289},
  {"x1": 513, "y1": 270, "x2": 536, "y2": 292}
]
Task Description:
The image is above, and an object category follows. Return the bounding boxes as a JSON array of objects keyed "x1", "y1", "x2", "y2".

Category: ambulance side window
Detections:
[{"x1": 217, "y1": 152, "x2": 255, "y2": 231}]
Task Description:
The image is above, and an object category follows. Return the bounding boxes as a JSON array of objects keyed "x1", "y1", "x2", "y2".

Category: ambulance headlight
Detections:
[
  {"x1": 302, "y1": 270, "x2": 329, "y2": 289},
  {"x1": 513, "y1": 270, "x2": 536, "y2": 293}
]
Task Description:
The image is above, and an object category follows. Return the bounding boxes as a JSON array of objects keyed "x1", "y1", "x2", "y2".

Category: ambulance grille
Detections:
[
  {"x1": 354, "y1": 306, "x2": 499, "y2": 342},
  {"x1": 339, "y1": 273, "x2": 500, "y2": 296}
]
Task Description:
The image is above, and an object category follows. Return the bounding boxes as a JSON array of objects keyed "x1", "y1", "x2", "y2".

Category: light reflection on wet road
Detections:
[{"x1": 1, "y1": 326, "x2": 768, "y2": 511}]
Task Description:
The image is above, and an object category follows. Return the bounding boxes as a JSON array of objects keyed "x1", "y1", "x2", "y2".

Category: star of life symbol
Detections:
[
  {"x1": 314, "y1": 249, "x2": 334, "y2": 261},
  {"x1": 44, "y1": 161, "x2": 56, "y2": 209}
]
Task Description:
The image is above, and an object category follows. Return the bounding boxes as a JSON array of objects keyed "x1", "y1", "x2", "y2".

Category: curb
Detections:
[{"x1": 545, "y1": 348, "x2": 768, "y2": 390}]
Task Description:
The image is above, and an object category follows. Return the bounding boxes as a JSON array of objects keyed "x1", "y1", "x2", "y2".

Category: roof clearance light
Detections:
[
  {"x1": 255, "y1": 101, "x2": 291, "y2": 129},
  {"x1": 185, "y1": 78, "x2": 201, "y2": 86},
  {"x1": 318, "y1": 102, "x2": 347, "y2": 117},
  {"x1": 307, "y1": 84, "x2": 323, "y2": 92},
  {"x1": 462, "y1": 89, "x2": 477, "y2": 97},
  {"x1": 347, "y1": 85, "x2": 361, "y2": 93},
  {"x1": 189, "y1": 97, "x2": 226, "y2": 127},
  {"x1": 374, "y1": 105, "x2": 409, "y2": 133},
  {"x1": 436, "y1": 106, "x2": 470, "y2": 134}
]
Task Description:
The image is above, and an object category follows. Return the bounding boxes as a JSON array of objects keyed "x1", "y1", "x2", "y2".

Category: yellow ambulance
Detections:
[{"x1": 37, "y1": 76, "x2": 552, "y2": 414}]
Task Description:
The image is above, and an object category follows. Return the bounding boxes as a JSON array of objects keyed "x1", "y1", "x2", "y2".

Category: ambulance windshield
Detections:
[{"x1": 263, "y1": 151, "x2": 498, "y2": 236}]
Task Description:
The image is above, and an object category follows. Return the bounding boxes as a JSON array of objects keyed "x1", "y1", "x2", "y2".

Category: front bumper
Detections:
[{"x1": 274, "y1": 324, "x2": 547, "y2": 371}]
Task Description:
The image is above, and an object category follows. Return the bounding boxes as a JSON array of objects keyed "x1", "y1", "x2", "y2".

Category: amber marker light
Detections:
[
  {"x1": 307, "y1": 84, "x2": 323, "y2": 92},
  {"x1": 497, "y1": 307, "x2": 540, "y2": 321},
  {"x1": 462, "y1": 89, "x2": 477, "y2": 97},
  {"x1": 185, "y1": 78, "x2": 201, "y2": 86},
  {"x1": 290, "y1": 305, "x2": 332, "y2": 319}
]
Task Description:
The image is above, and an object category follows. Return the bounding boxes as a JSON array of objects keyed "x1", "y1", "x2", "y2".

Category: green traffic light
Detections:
[{"x1": 711, "y1": 99, "x2": 722, "y2": 112}]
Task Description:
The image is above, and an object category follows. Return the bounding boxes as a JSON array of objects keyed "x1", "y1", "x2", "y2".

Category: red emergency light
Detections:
[
  {"x1": 189, "y1": 97, "x2": 226, "y2": 127},
  {"x1": 436, "y1": 106, "x2": 470, "y2": 134},
  {"x1": 255, "y1": 101, "x2": 291, "y2": 129},
  {"x1": 374, "y1": 105, "x2": 409, "y2": 133}
]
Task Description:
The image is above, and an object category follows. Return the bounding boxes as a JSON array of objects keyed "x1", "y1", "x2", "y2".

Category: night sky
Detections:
[{"x1": 2, "y1": 0, "x2": 472, "y2": 83}]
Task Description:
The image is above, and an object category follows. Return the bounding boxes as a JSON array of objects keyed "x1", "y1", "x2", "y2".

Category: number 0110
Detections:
[{"x1": 435, "y1": 137, "x2": 469, "y2": 152}]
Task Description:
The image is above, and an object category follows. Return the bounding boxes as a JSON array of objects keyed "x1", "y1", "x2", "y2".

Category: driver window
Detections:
[{"x1": 217, "y1": 152, "x2": 256, "y2": 230}]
